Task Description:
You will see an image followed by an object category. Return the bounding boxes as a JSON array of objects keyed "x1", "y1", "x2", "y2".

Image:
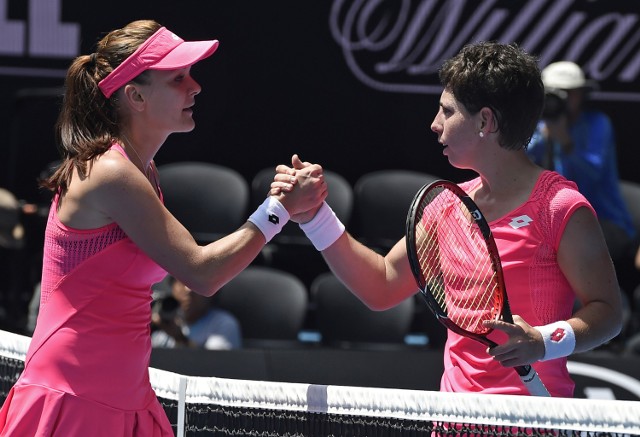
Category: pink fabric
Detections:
[
  {"x1": 0, "y1": 145, "x2": 171, "y2": 435},
  {"x1": 98, "y1": 26, "x2": 219, "y2": 98},
  {"x1": 440, "y1": 171, "x2": 593, "y2": 397}
]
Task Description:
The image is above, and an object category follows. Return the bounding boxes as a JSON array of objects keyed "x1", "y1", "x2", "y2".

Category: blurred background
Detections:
[{"x1": 5, "y1": 1, "x2": 639, "y2": 204}]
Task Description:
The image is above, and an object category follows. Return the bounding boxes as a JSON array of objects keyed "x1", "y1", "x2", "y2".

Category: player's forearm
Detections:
[
  {"x1": 570, "y1": 300, "x2": 622, "y2": 353},
  {"x1": 320, "y1": 232, "x2": 408, "y2": 310},
  {"x1": 176, "y1": 223, "x2": 268, "y2": 297}
]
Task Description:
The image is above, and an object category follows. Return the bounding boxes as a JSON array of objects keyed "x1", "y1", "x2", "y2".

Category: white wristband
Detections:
[
  {"x1": 299, "y1": 202, "x2": 345, "y2": 251},
  {"x1": 247, "y1": 197, "x2": 290, "y2": 243},
  {"x1": 534, "y1": 320, "x2": 576, "y2": 361}
]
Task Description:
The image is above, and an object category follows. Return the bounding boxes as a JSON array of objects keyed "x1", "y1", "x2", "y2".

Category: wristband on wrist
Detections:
[
  {"x1": 534, "y1": 320, "x2": 576, "y2": 361},
  {"x1": 247, "y1": 197, "x2": 290, "y2": 243},
  {"x1": 299, "y1": 202, "x2": 345, "y2": 251}
]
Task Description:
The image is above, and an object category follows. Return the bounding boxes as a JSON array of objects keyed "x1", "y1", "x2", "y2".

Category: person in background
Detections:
[
  {"x1": 526, "y1": 62, "x2": 639, "y2": 305},
  {"x1": 0, "y1": 188, "x2": 27, "y2": 332},
  {"x1": 151, "y1": 275, "x2": 242, "y2": 350},
  {"x1": 0, "y1": 20, "x2": 325, "y2": 436},
  {"x1": 274, "y1": 42, "x2": 622, "y2": 397},
  {"x1": 0, "y1": 189, "x2": 25, "y2": 252}
]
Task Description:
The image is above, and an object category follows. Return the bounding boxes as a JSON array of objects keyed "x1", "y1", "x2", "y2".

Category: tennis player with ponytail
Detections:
[
  {"x1": 274, "y1": 41, "x2": 622, "y2": 397},
  {"x1": 0, "y1": 20, "x2": 326, "y2": 435}
]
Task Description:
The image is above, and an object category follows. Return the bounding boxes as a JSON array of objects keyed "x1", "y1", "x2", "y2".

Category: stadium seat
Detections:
[
  {"x1": 158, "y1": 162, "x2": 250, "y2": 244},
  {"x1": 310, "y1": 271, "x2": 415, "y2": 349},
  {"x1": 214, "y1": 266, "x2": 309, "y2": 348},
  {"x1": 351, "y1": 169, "x2": 440, "y2": 253}
]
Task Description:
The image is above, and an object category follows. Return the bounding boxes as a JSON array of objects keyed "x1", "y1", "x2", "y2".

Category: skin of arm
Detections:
[
  {"x1": 320, "y1": 233, "x2": 419, "y2": 311},
  {"x1": 61, "y1": 150, "x2": 327, "y2": 297}
]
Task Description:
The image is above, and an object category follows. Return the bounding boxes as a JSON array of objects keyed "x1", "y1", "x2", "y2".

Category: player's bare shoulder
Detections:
[
  {"x1": 58, "y1": 149, "x2": 140, "y2": 228},
  {"x1": 90, "y1": 148, "x2": 141, "y2": 188}
]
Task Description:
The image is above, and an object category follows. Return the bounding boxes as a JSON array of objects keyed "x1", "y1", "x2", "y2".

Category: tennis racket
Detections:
[{"x1": 405, "y1": 180, "x2": 549, "y2": 397}]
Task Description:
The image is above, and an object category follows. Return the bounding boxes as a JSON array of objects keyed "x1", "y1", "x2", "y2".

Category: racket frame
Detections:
[{"x1": 405, "y1": 180, "x2": 550, "y2": 396}]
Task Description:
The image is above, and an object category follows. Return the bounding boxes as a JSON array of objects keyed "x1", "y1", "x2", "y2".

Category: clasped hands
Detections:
[{"x1": 271, "y1": 154, "x2": 326, "y2": 223}]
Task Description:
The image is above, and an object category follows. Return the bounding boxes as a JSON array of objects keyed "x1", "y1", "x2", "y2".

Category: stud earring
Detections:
[{"x1": 479, "y1": 131, "x2": 485, "y2": 138}]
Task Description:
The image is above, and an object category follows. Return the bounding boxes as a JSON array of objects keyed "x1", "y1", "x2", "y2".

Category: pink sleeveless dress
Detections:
[{"x1": 0, "y1": 144, "x2": 172, "y2": 436}]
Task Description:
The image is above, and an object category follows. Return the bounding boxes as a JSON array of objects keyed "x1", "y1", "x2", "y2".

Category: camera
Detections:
[
  {"x1": 152, "y1": 295, "x2": 180, "y2": 323},
  {"x1": 542, "y1": 88, "x2": 568, "y2": 121}
]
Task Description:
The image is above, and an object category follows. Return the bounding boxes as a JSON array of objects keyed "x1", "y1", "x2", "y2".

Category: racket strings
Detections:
[{"x1": 415, "y1": 189, "x2": 501, "y2": 334}]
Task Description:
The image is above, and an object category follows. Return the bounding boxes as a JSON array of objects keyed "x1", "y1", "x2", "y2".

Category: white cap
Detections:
[{"x1": 541, "y1": 61, "x2": 597, "y2": 90}]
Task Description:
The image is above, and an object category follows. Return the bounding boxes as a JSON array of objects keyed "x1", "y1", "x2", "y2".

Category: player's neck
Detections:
[{"x1": 473, "y1": 157, "x2": 542, "y2": 219}]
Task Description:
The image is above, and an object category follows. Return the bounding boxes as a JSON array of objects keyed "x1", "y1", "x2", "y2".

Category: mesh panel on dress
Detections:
[{"x1": 40, "y1": 220, "x2": 127, "y2": 306}]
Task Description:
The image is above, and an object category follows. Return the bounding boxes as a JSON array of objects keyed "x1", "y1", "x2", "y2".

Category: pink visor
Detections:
[{"x1": 98, "y1": 27, "x2": 219, "y2": 98}]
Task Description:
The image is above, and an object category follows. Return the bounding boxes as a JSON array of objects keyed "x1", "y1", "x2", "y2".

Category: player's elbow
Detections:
[
  {"x1": 610, "y1": 310, "x2": 624, "y2": 339},
  {"x1": 361, "y1": 293, "x2": 405, "y2": 311},
  {"x1": 603, "y1": 300, "x2": 624, "y2": 342},
  {"x1": 365, "y1": 300, "x2": 393, "y2": 311},
  {"x1": 175, "y1": 270, "x2": 226, "y2": 297}
]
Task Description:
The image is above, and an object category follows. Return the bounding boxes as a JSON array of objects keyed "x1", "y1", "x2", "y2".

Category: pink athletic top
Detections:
[
  {"x1": 0, "y1": 144, "x2": 172, "y2": 436},
  {"x1": 440, "y1": 171, "x2": 593, "y2": 397}
]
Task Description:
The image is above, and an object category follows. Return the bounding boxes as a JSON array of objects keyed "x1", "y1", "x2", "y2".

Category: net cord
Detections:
[
  {"x1": 0, "y1": 330, "x2": 28, "y2": 361},
  {"x1": 3, "y1": 331, "x2": 640, "y2": 435}
]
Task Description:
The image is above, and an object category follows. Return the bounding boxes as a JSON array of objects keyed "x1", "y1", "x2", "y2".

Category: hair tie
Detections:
[{"x1": 89, "y1": 53, "x2": 98, "y2": 66}]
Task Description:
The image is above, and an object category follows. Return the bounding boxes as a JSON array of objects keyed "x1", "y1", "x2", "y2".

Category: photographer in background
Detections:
[
  {"x1": 151, "y1": 275, "x2": 242, "y2": 350},
  {"x1": 527, "y1": 61, "x2": 639, "y2": 325}
]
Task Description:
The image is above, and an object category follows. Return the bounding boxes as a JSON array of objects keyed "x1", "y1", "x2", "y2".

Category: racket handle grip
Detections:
[{"x1": 519, "y1": 365, "x2": 550, "y2": 397}]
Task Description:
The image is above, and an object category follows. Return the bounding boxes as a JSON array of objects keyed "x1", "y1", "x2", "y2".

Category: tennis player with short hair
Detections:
[
  {"x1": 274, "y1": 41, "x2": 622, "y2": 397},
  {"x1": 0, "y1": 20, "x2": 326, "y2": 435}
]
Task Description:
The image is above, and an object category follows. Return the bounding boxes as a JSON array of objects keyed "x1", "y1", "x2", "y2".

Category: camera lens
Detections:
[
  {"x1": 155, "y1": 296, "x2": 180, "y2": 322},
  {"x1": 542, "y1": 89, "x2": 567, "y2": 120}
]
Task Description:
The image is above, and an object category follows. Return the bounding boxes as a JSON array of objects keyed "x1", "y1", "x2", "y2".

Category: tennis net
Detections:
[{"x1": 1, "y1": 329, "x2": 639, "y2": 436}]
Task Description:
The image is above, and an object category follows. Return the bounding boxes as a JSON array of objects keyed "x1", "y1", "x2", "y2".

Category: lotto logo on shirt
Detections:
[{"x1": 508, "y1": 215, "x2": 533, "y2": 229}]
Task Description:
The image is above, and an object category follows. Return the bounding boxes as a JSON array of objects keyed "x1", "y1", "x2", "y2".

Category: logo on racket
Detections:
[{"x1": 470, "y1": 209, "x2": 483, "y2": 221}]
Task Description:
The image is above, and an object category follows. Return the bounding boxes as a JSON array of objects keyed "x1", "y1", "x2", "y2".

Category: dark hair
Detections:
[
  {"x1": 438, "y1": 41, "x2": 544, "y2": 150},
  {"x1": 41, "y1": 20, "x2": 162, "y2": 194}
]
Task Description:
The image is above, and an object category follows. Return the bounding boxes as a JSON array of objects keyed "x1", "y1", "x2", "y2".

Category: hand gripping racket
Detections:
[{"x1": 405, "y1": 180, "x2": 549, "y2": 396}]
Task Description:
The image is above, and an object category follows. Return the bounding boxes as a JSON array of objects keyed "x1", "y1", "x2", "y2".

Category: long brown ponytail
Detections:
[{"x1": 42, "y1": 20, "x2": 161, "y2": 194}]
